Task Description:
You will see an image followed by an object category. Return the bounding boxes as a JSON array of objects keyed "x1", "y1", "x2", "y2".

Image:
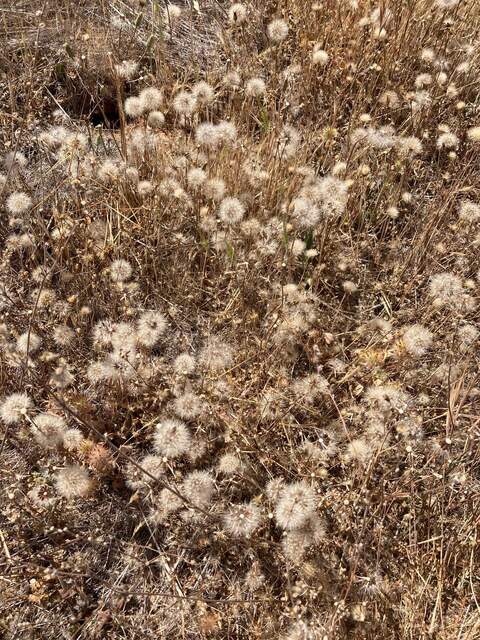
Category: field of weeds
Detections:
[{"x1": 0, "y1": 1, "x2": 479, "y2": 638}]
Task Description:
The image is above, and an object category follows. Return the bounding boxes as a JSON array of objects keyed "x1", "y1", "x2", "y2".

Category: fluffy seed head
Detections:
[
  {"x1": 223, "y1": 502, "x2": 262, "y2": 537},
  {"x1": 428, "y1": 272, "x2": 463, "y2": 306},
  {"x1": 124, "y1": 96, "x2": 144, "y2": 118},
  {"x1": 228, "y1": 3, "x2": 247, "y2": 25},
  {"x1": 173, "y1": 391, "x2": 204, "y2": 420},
  {"x1": 203, "y1": 177, "x2": 226, "y2": 201},
  {"x1": 459, "y1": 200, "x2": 480, "y2": 224},
  {"x1": 139, "y1": 87, "x2": 163, "y2": 112},
  {"x1": 31, "y1": 413, "x2": 67, "y2": 449},
  {"x1": 467, "y1": 126, "x2": 480, "y2": 142},
  {"x1": 6, "y1": 192, "x2": 32, "y2": 215},
  {"x1": 153, "y1": 418, "x2": 191, "y2": 458},
  {"x1": 187, "y1": 167, "x2": 207, "y2": 189},
  {"x1": 199, "y1": 335, "x2": 234, "y2": 371},
  {"x1": 182, "y1": 470, "x2": 215, "y2": 506},
  {"x1": 147, "y1": 111, "x2": 165, "y2": 128},
  {"x1": 110, "y1": 259, "x2": 133, "y2": 282},
  {"x1": 0, "y1": 393, "x2": 33, "y2": 424},
  {"x1": 16, "y1": 331, "x2": 41, "y2": 355},
  {"x1": 173, "y1": 353, "x2": 196, "y2": 375},
  {"x1": 402, "y1": 324, "x2": 434, "y2": 357},
  {"x1": 55, "y1": 465, "x2": 93, "y2": 498},
  {"x1": 192, "y1": 81, "x2": 215, "y2": 106},
  {"x1": 267, "y1": 19, "x2": 289, "y2": 42},
  {"x1": 275, "y1": 481, "x2": 317, "y2": 530},
  {"x1": 245, "y1": 78, "x2": 266, "y2": 97},
  {"x1": 137, "y1": 310, "x2": 167, "y2": 348},
  {"x1": 218, "y1": 196, "x2": 245, "y2": 225},
  {"x1": 173, "y1": 91, "x2": 197, "y2": 116},
  {"x1": 312, "y1": 47, "x2": 329, "y2": 66}
]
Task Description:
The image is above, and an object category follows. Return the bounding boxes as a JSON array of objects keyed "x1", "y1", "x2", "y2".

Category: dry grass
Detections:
[{"x1": 0, "y1": 0, "x2": 479, "y2": 638}]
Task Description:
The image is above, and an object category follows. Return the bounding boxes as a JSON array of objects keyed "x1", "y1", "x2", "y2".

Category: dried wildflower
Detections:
[
  {"x1": 173, "y1": 352, "x2": 196, "y2": 375},
  {"x1": 0, "y1": 393, "x2": 33, "y2": 424},
  {"x1": 153, "y1": 418, "x2": 191, "y2": 458},
  {"x1": 291, "y1": 373, "x2": 329, "y2": 404},
  {"x1": 203, "y1": 177, "x2": 225, "y2": 201},
  {"x1": 182, "y1": 470, "x2": 215, "y2": 507},
  {"x1": 55, "y1": 465, "x2": 93, "y2": 498},
  {"x1": 312, "y1": 46, "x2": 329, "y2": 66},
  {"x1": 192, "y1": 81, "x2": 215, "y2": 106},
  {"x1": 28, "y1": 484, "x2": 57, "y2": 509},
  {"x1": 147, "y1": 110, "x2": 165, "y2": 128},
  {"x1": 114, "y1": 60, "x2": 138, "y2": 80},
  {"x1": 138, "y1": 180, "x2": 153, "y2": 197},
  {"x1": 6, "y1": 191, "x2": 32, "y2": 215},
  {"x1": 275, "y1": 481, "x2": 317, "y2": 530},
  {"x1": 344, "y1": 438, "x2": 372, "y2": 465},
  {"x1": 4, "y1": 151, "x2": 27, "y2": 170},
  {"x1": 110, "y1": 259, "x2": 133, "y2": 282},
  {"x1": 125, "y1": 455, "x2": 164, "y2": 490},
  {"x1": 31, "y1": 413, "x2": 67, "y2": 449},
  {"x1": 223, "y1": 502, "x2": 262, "y2": 537},
  {"x1": 467, "y1": 126, "x2": 480, "y2": 142},
  {"x1": 63, "y1": 428, "x2": 84, "y2": 451},
  {"x1": 282, "y1": 514, "x2": 326, "y2": 560},
  {"x1": 245, "y1": 77, "x2": 266, "y2": 97},
  {"x1": 199, "y1": 335, "x2": 234, "y2": 371},
  {"x1": 139, "y1": 87, "x2": 163, "y2": 112},
  {"x1": 52, "y1": 325, "x2": 75, "y2": 348},
  {"x1": 428, "y1": 272, "x2": 463, "y2": 307},
  {"x1": 223, "y1": 70, "x2": 241, "y2": 88},
  {"x1": 365, "y1": 384, "x2": 411, "y2": 416},
  {"x1": 459, "y1": 200, "x2": 480, "y2": 224},
  {"x1": 402, "y1": 324, "x2": 433, "y2": 357},
  {"x1": 187, "y1": 167, "x2": 206, "y2": 189},
  {"x1": 267, "y1": 19, "x2": 289, "y2": 43},
  {"x1": 457, "y1": 323, "x2": 479, "y2": 351},
  {"x1": 124, "y1": 96, "x2": 144, "y2": 118},
  {"x1": 218, "y1": 196, "x2": 245, "y2": 225},
  {"x1": 137, "y1": 310, "x2": 167, "y2": 348},
  {"x1": 50, "y1": 363, "x2": 74, "y2": 389},
  {"x1": 437, "y1": 132, "x2": 459, "y2": 149},
  {"x1": 16, "y1": 331, "x2": 41, "y2": 355},
  {"x1": 396, "y1": 136, "x2": 423, "y2": 158},
  {"x1": 228, "y1": 3, "x2": 247, "y2": 25},
  {"x1": 217, "y1": 452, "x2": 242, "y2": 475},
  {"x1": 290, "y1": 197, "x2": 321, "y2": 229},
  {"x1": 173, "y1": 91, "x2": 197, "y2": 116},
  {"x1": 173, "y1": 391, "x2": 204, "y2": 420}
]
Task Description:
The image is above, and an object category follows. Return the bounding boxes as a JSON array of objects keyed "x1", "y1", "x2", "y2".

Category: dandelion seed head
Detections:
[
  {"x1": 228, "y1": 3, "x2": 247, "y2": 25},
  {"x1": 147, "y1": 110, "x2": 165, "y2": 128},
  {"x1": 218, "y1": 196, "x2": 245, "y2": 225},
  {"x1": 275, "y1": 481, "x2": 317, "y2": 530},
  {"x1": 124, "y1": 96, "x2": 144, "y2": 118},
  {"x1": 0, "y1": 393, "x2": 33, "y2": 424},
  {"x1": 192, "y1": 81, "x2": 215, "y2": 106},
  {"x1": 110, "y1": 259, "x2": 133, "y2": 283},
  {"x1": 16, "y1": 332, "x2": 41, "y2": 355},
  {"x1": 6, "y1": 192, "x2": 32, "y2": 215},
  {"x1": 267, "y1": 19, "x2": 289, "y2": 43},
  {"x1": 31, "y1": 413, "x2": 67, "y2": 449},
  {"x1": 223, "y1": 502, "x2": 262, "y2": 537},
  {"x1": 182, "y1": 470, "x2": 215, "y2": 506},
  {"x1": 139, "y1": 87, "x2": 163, "y2": 112},
  {"x1": 173, "y1": 353, "x2": 196, "y2": 375},
  {"x1": 245, "y1": 77, "x2": 266, "y2": 97},
  {"x1": 173, "y1": 91, "x2": 197, "y2": 116},
  {"x1": 55, "y1": 465, "x2": 93, "y2": 499},
  {"x1": 173, "y1": 391, "x2": 204, "y2": 420},
  {"x1": 153, "y1": 418, "x2": 191, "y2": 458}
]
